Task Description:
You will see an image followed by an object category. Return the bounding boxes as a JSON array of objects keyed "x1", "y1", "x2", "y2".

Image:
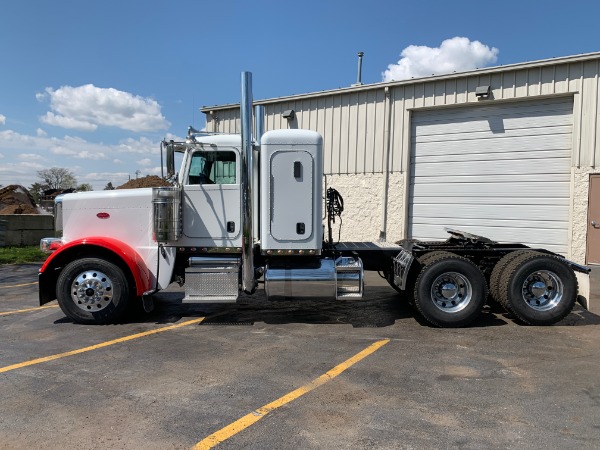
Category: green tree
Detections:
[
  {"x1": 104, "y1": 182, "x2": 115, "y2": 190},
  {"x1": 37, "y1": 167, "x2": 77, "y2": 190},
  {"x1": 76, "y1": 183, "x2": 93, "y2": 192},
  {"x1": 28, "y1": 182, "x2": 48, "y2": 204}
]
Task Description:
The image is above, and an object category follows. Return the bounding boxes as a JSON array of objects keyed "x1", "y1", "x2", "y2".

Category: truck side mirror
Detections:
[{"x1": 166, "y1": 140, "x2": 175, "y2": 179}]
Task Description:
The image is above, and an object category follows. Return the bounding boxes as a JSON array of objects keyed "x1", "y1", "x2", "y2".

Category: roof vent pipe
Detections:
[
  {"x1": 240, "y1": 72, "x2": 255, "y2": 294},
  {"x1": 352, "y1": 52, "x2": 364, "y2": 86}
]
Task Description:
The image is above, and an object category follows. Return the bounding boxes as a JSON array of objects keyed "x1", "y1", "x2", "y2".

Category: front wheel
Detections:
[
  {"x1": 56, "y1": 258, "x2": 131, "y2": 324},
  {"x1": 413, "y1": 253, "x2": 488, "y2": 327}
]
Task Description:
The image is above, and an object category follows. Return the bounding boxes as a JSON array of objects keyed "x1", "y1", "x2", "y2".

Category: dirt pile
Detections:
[
  {"x1": 0, "y1": 185, "x2": 39, "y2": 214},
  {"x1": 117, "y1": 176, "x2": 173, "y2": 190}
]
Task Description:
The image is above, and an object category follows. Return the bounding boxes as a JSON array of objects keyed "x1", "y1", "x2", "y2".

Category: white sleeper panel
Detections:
[{"x1": 409, "y1": 97, "x2": 573, "y2": 255}]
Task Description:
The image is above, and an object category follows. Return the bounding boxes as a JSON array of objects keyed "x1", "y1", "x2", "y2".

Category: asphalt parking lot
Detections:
[{"x1": 1, "y1": 263, "x2": 600, "y2": 449}]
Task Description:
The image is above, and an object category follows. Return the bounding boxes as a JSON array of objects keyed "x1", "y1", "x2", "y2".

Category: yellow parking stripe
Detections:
[
  {"x1": 192, "y1": 339, "x2": 390, "y2": 450},
  {"x1": 0, "y1": 281, "x2": 39, "y2": 289},
  {"x1": 0, "y1": 317, "x2": 205, "y2": 374},
  {"x1": 0, "y1": 304, "x2": 59, "y2": 316}
]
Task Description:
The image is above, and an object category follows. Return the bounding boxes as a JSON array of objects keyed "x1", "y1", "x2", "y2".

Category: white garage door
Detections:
[{"x1": 409, "y1": 97, "x2": 573, "y2": 255}]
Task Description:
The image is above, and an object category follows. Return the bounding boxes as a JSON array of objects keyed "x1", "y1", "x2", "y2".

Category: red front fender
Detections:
[{"x1": 39, "y1": 237, "x2": 153, "y2": 305}]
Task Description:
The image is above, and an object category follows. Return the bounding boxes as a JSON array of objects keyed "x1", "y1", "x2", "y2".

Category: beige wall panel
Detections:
[
  {"x1": 331, "y1": 95, "x2": 342, "y2": 173},
  {"x1": 373, "y1": 89, "x2": 386, "y2": 173},
  {"x1": 352, "y1": 94, "x2": 361, "y2": 173},
  {"x1": 390, "y1": 90, "x2": 404, "y2": 172},
  {"x1": 362, "y1": 92, "x2": 374, "y2": 172},
  {"x1": 435, "y1": 80, "x2": 448, "y2": 105},
  {"x1": 528, "y1": 67, "x2": 542, "y2": 96},
  {"x1": 501, "y1": 71, "x2": 516, "y2": 99},
  {"x1": 568, "y1": 62, "x2": 583, "y2": 92},
  {"x1": 457, "y1": 78, "x2": 467, "y2": 103},
  {"x1": 541, "y1": 66, "x2": 556, "y2": 95},
  {"x1": 424, "y1": 82, "x2": 435, "y2": 107},
  {"x1": 554, "y1": 64, "x2": 569, "y2": 93},
  {"x1": 515, "y1": 70, "x2": 529, "y2": 97},
  {"x1": 466, "y1": 76, "x2": 480, "y2": 102},
  {"x1": 581, "y1": 61, "x2": 599, "y2": 167},
  {"x1": 322, "y1": 96, "x2": 333, "y2": 174},
  {"x1": 490, "y1": 73, "x2": 503, "y2": 99},
  {"x1": 413, "y1": 83, "x2": 425, "y2": 108}
]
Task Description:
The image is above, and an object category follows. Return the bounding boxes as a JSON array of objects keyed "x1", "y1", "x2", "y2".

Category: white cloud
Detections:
[
  {"x1": 0, "y1": 114, "x2": 6, "y2": 125},
  {"x1": 137, "y1": 158, "x2": 153, "y2": 166},
  {"x1": 36, "y1": 128, "x2": 47, "y2": 137},
  {"x1": 17, "y1": 153, "x2": 44, "y2": 161},
  {"x1": 37, "y1": 84, "x2": 170, "y2": 132},
  {"x1": 41, "y1": 111, "x2": 98, "y2": 131},
  {"x1": 382, "y1": 37, "x2": 499, "y2": 82},
  {"x1": 116, "y1": 136, "x2": 160, "y2": 154}
]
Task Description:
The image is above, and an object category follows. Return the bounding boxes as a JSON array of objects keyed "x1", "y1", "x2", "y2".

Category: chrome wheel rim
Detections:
[
  {"x1": 70, "y1": 270, "x2": 114, "y2": 312},
  {"x1": 521, "y1": 270, "x2": 563, "y2": 311},
  {"x1": 430, "y1": 272, "x2": 472, "y2": 313}
]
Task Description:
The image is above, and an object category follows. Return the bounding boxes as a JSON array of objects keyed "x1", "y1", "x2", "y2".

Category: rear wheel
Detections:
[
  {"x1": 413, "y1": 253, "x2": 488, "y2": 327},
  {"x1": 57, "y1": 258, "x2": 131, "y2": 324},
  {"x1": 489, "y1": 250, "x2": 538, "y2": 307},
  {"x1": 498, "y1": 253, "x2": 577, "y2": 325}
]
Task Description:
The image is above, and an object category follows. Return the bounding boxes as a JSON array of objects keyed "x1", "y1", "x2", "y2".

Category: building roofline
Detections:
[{"x1": 200, "y1": 51, "x2": 600, "y2": 112}]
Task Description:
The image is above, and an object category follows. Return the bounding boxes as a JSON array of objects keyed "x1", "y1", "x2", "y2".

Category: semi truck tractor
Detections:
[{"x1": 38, "y1": 73, "x2": 591, "y2": 328}]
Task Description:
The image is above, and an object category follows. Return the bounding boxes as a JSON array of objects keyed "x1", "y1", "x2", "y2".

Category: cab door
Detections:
[{"x1": 182, "y1": 148, "x2": 241, "y2": 247}]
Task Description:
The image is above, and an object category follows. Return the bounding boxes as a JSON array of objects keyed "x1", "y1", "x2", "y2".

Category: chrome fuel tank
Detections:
[{"x1": 264, "y1": 256, "x2": 363, "y2": 300}]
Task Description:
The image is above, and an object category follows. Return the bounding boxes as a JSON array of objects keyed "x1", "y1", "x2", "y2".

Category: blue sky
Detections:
[{"x1": 1, "y1": 0, "x2": 599, "y2": 190}]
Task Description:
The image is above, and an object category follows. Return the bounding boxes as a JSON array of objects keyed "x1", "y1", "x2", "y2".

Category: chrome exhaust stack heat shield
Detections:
[{"x1": 241, "y1": 72, "x2": 255, "y2": 294}]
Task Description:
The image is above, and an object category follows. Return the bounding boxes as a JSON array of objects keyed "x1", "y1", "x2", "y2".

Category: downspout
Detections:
[
  {"x1": 241, "y1": 72, "x2": 255, "y2": 294},
  {"x1": 379, "y1": 86, "x2": 393, "y2": 241}
]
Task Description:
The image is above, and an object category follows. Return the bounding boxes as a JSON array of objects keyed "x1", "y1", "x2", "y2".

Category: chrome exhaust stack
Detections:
[{"x1": 241, "y1": 72, "x2": 255, "y2": 294}]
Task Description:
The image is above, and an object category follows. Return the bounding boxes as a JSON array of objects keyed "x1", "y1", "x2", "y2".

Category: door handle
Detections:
[{"x1": 592, "y1": 221, "x2": 600, "y2": 229}]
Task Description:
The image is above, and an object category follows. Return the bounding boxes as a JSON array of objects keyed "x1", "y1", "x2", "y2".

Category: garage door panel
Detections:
[
  {"x1": 412, "y1": 98, "x2": 573, "y2": 127},
  {"x1": 409, "y1": 97, "x2": 572, "y2": 254},
  {"x1": 412, "y1": 216, "x2": 568, "y2": 230},
  {"x1": 415, "y1": 173, "x2": 571, "y2": 184},
  {"x1": 413, "y1": 149, "x2": 570, "y2": 164},
  {"x1": 412, "y1": 196, "x2": 569, "y2": 206},
  {"x1": 412, "y1": 158, "x2": 570, "y2": 177},
  {"x1": 414, "y1": 115, "x2": 571, "y2": 138},
  {"x1": 412, "y1": 182, "x2": 571, "y2": 197},
  {"x1": 415, "y1": 125, "x2": 572, "y2": 144},
  {"x1": 414, "y1": 133, "x2": 571, "y2": 155},
  {"x1": 411, "y1": 203, "x2": 568, "y2": 221}
]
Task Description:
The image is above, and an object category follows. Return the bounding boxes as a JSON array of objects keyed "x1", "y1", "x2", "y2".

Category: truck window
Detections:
[{"x1": 187, "y1": 151, "x2": 237, "y2": 185}]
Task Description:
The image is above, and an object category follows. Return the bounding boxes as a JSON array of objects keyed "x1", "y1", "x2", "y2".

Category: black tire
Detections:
[
  {"x1": 386, "y1": 251, "x2": 456, "y2": 300},
  {"x1": 489, "y1": 250, "x2": 538, "y2": 307},
  {"x1": 413, "y1": 253, "x2": 488, "y2": 327},
  {"x1": 498, "y1": 253, "x2": 578, "y2": 325},
  {"x1": 57, "y1": 258, "x2": 131, "y2": 324}
]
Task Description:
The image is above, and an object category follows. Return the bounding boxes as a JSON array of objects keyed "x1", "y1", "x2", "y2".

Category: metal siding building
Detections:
[{"x1": 201, "y1": 52, "x2": 600, "y2": 264}]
